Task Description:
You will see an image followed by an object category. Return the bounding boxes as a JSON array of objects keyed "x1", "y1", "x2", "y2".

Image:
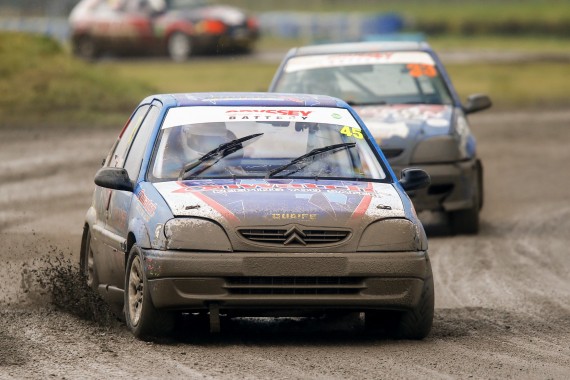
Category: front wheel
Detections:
[
  {"x1": 366, "y1": 259, "x2": 434, "y2": 340},
  {"x1": 125, "y1": 245, "x2": 174, "y2": 339},
  {"x1": 448, "y1": 166, "x2": 481, "y2": 235},
  {"x1": 167, "y1": 32, "x2": 192, "y2": 62},
  {"x1": 79, "y1": 227, "x2": 99, "y2": 291}
]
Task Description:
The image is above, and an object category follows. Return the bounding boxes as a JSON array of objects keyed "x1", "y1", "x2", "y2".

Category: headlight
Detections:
[
  {"x1": 357, "y1": 218, "x2": 423, "y2": 252},
  {"x1": 164, "y1": 218, "x2": 232, "y2": 251},
  {"x1": 410, "y1": 135, "x2": 461, "y2": 164}
]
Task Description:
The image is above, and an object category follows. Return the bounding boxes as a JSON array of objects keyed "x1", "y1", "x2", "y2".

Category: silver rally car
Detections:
[
  {"x1": 269, "y1": 41, "x2": 492, "y2": 234},
  {"x1": 82, "y1": 92, "x2": 433, "y2": 340}
]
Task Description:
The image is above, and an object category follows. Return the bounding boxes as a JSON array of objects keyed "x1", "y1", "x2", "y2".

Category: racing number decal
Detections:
[
  {"x1": 340, "y1": 126, "x2": 363, "y2": 139},
  {"x1": 406, "y1": 63, "x2": 437, "y2": 78}
]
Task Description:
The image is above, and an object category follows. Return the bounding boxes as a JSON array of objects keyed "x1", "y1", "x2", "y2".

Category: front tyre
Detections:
[
  {"x1": 365, "y1": 259, "x2": 434, "y2": 340},
  {"x1": 395, "y1": 260, "x2": 434, "y2": 339},
  {"x1": 448, "y1": 165, "x2": 482, "y2": 235},
  {"x1": 125, "y1": 245, "x2": 174, "y2": 339},
  {"x1": 167, "y1": 32, "x2": 192, "y2": 62}
]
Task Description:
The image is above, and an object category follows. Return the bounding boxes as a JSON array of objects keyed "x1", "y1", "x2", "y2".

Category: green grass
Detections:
[
  {"x1": 227, "y1": 0, "x2": 570, "y2": 23},
  {"x1": 0, "y1": 32, "x2": 154, "y2": 128},
  {"x1": 1, "y1": 32, "x2": 569, "y2": 128},
  {"x1": 101, "y1": 58, "x2": 276, "y2": 94},
  {"x1": 446, "y1": 62, "x2": 570, "y2": 109},
  {"x1": 427, "y1": 35, "x2": 570, "y2": 54}
]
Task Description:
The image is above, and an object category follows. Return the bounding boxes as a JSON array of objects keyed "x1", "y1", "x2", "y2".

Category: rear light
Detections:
[
  {"x1": 247, "y1": 17, "x2": 259, "y2": 30},
  {"x1": 197, "y1": 20, "x2": 227, "y2": 34}
]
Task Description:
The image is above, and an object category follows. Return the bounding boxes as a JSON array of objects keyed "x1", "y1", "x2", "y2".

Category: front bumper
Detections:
[
  {"x1": 392, "y1": 158, "x2": 479, "y2": 212},
  {"x1": 143, "y1": 250, "x2": 430, "y2": 313}
]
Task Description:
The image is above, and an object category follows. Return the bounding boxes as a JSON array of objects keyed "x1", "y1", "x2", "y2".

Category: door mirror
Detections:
[
  {"x1": 399, "y1": 168, "x2": 431, "y2": 192},
  {"x1": 94, "y1": 167, "x2": 134, "y2": 192},
  {"x1": 464, "y1": 94, "x2": 492, "y2": 114}
]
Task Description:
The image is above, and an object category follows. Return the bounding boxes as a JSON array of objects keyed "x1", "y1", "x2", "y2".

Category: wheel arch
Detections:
[{"x1": 125, "y1": 218, "x2": 151, "y2": 266}]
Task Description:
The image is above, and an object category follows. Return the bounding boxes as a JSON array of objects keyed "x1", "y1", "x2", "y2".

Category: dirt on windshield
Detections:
[{"x1": 1, "y1": 110, "x2": 569, "y2": 379}]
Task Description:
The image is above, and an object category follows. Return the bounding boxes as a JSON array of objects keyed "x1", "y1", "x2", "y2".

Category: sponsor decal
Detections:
[
  {"x1": 136, "y1": 189, "x2": 157, "y2": 217},
  {"x1": 173, "y1": 182, "x2": 376, "y2": 195},
  {"x1": 272, "y1": 213, "x2": 317, "y2": 221},
  {"x1": 226, "y1": 109, "x2": 312, "y2": 121},
  {"x1": 355, "y1": 105, "x2": 448, "y2": 122},
  {"x1": 285, "y1": 52, "x2": 436, "y2": 72}
]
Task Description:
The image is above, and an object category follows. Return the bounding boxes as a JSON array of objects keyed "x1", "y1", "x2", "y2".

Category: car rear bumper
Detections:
[
  {"x1": 142, "y1": 250, "x2": 430, "y2": 313},
  {"x1": 392, "y1": 158, "x2": 479, "y2": 212}
]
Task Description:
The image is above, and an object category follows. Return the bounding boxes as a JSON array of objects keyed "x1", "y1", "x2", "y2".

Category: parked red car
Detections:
[{"x1": 69, "y1": 0, "x2": 260, "y2": 61}]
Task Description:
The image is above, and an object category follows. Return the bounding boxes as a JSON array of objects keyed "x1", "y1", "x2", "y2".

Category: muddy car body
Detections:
[
  {"x1": 269, "y1": 41, "x2": 492, "y2": 234},
  {"x1": 81, "y1": 92, "x2": 433, "y2": 339},
  {"x1": 69, "y1": 0, "x2": 259, "y2": 61}
]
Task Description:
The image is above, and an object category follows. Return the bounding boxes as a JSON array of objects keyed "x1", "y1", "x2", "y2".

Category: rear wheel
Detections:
[
  {"x1": 125, "y1": 245, "x2": 174, "y2": 339},
  {"x1": 73, "y1": 36, "x2": 99, "y2": 61},
  {"x1": 167, "y1": 32, "x2": 192, "y2": 62}
]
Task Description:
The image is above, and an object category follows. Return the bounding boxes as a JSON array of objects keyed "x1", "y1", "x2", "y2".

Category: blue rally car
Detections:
[
  {"x1": 81, "y1": 92, "x2": 434, "y2": 339},
  {"x1": 269, "y1": 41, "x2": 492, "y2": 234}
]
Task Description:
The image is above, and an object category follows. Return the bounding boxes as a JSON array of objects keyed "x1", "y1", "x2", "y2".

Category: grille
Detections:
[
  {"x1": 226, "y1": 277, "x2": 364, "y2": 295},
  {"x1": 239, "y1": 228, "x2": 350, "y2": 246}
]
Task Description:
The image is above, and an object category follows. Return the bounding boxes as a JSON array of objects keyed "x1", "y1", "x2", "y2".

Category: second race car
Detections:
[{"x1": 269, "y1": 41, "x2": 492, "y2": 234}]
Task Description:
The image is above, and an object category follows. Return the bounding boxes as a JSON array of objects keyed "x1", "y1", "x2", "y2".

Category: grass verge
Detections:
[
  {"x1": 0, "y1": 32, "x2": 154, "y2": 128},
  {"x1": 1, "y1": 32, "x2": 569, "y2": 128}
]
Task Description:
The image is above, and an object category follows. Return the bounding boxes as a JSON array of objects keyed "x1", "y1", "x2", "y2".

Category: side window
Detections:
[
  {"x1": 110, "y1": 105, "x2": 150, "y2": 168},
  {"x1": 124, "y1": 105, "x2": 160, "y2": 181}
]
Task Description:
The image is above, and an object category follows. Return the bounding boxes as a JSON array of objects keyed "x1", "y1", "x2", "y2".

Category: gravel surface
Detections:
[{"x1": 1, "y1": 110, "x2": 569, "y2": 379}]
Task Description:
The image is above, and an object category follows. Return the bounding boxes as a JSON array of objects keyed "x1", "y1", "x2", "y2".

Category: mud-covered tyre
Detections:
[
  {"x1": 449, "y1": 166, "x2": 481, "y2": 235},
  {"x1": 449, "y1": 205, "x2": 479, "y2": 235},
  {"x1": 167, "y1": 32, "x2": 192, "y2": 62},
  {"x1": 125, "y1": 245, "x2": 174, "y2": 339},
  {"x1": 365, "y1": 259, "x2": 434, "y2": 340},
  {"x1": 79, "y1": 226, "x2": 99, "y2": 291},
  {"x1": 395, "y1": 261, "x2": 434, "y2": 340}
]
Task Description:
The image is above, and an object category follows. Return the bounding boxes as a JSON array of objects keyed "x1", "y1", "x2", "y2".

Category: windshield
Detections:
[
  {"x1": 149, "y1": 106, "x2": 388, "y2": 182},
  {"x1": 166, "y1": 0, "x2": 208, "y2": 9},
  {"x1": 273, "y1": 51, "x2": 453, "y2": 106}
]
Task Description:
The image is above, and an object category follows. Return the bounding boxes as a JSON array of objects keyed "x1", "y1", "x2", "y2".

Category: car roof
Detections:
[
  {"x1": 289, "y1": 41, "x2": 432, "y2": 56},
  {"x1": 144, "y1": 92, "x2": 347, "y2": 108}
]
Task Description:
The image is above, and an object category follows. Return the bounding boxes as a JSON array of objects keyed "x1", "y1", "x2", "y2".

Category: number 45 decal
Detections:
[{"x1": 340, "y1": 126, "x2": 363, "y2": 139}]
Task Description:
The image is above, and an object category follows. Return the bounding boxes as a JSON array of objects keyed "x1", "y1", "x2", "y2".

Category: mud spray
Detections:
[{"x1": 14, "y1": 246, "x2": 119, "y2": 327}]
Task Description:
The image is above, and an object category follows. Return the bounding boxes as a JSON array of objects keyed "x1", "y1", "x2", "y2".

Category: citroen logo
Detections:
[{"x1": 283, "y1": 226, "x2": 307, "y2": 246}]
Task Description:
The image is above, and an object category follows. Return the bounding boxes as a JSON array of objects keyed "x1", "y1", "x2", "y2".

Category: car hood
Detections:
[
  {"x1": 153, "y1": 179, "x2": 405, "y2": 228},
  {"x1": 173, "y1": 5, "x2": 247, "y2": 25},
  {"x1": 352, "y1": 104, "x2": 454, "y2": 162}
]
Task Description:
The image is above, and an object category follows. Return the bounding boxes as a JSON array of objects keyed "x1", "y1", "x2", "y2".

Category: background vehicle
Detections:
[
  {"x1": 269, "y1": 41, "x2": 492, "y2": 234},
  {"x1": 81, "y1": 92, "x2": 433, "y2": 340},
  {"x1": 69, "y1": 0, "x2": 259, "y2": 61}
]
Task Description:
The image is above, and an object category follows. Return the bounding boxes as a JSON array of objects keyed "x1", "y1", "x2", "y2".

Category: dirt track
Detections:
[{"x1": 1, "y1": 110, "x2": 569, "y2": 379}]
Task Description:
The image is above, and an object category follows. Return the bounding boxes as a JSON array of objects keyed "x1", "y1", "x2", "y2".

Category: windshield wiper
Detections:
[
  {"x1": 178, "y1": 133, "x2": 263, "y2": 180},
  {"x1": 267, "y1": 142, "x2": 356, "y2": 178}
]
